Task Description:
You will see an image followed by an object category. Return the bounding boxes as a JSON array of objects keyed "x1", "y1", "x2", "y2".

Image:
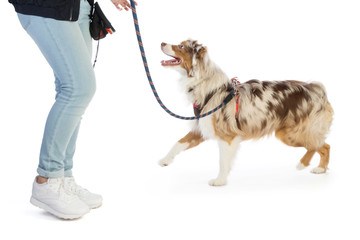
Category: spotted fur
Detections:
[{"x1": 159, "y1": 39, "x2": 333, "y2": 186}]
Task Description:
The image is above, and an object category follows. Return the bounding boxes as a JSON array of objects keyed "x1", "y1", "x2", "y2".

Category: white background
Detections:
[{"x1": 1, "y1": 0, "x2": 360, "y2": 239}]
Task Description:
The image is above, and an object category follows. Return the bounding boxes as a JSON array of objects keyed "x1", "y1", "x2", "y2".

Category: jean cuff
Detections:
[
  {"x1": 64, "y1": 169, "x2": 73, "y2": 178},
  {"x1": 37, "y1": 167, "x2": 64, "y2": 178}
]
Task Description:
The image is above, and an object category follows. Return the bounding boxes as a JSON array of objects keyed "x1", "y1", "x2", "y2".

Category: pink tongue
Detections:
[{"x1": 161, "y1": 59, "x2": 179, "y2": 66}]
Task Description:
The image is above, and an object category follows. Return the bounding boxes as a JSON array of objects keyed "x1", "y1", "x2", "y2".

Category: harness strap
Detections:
[
  {"x1": 193, "y1": 103, "x2": 200, "y2": 117},
  {"x1": 231, "y1": 77, "x2": 241, "y2": 118}
]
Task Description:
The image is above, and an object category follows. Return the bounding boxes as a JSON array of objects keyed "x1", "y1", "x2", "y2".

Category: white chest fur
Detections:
[{"x1": 198, "y1": 116, "x2": 215, "y2": 139}]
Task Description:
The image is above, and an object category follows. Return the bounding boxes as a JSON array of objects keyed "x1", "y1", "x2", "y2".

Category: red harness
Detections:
[{"x1": 231, "y1": 77, "x2": 241, "y2": 118}]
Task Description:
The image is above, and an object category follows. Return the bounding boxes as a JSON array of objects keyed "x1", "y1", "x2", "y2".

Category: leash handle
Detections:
[{"x1": 129, "y1": 0, "x2": 234, "y2": 120}]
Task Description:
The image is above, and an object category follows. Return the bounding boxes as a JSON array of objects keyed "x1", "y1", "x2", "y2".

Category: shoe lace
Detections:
[
  {"x1": 64, "y1": 178, "x2": 89, "y2": 197},
  {"x1": 47, "y1": 178, "x2": 78, "y2": 202}
]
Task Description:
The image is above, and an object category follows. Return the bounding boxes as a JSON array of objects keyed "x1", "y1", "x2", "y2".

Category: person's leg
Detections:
[
  {"x1": 64, "y1": 0, "x2": 93, "y2": 177},
  {"x1": 17, "y1": 1, "x2": 95, "y2": 178},
  {"x1": 18, "y1": 1, "x2": 95, "y2": 219}
]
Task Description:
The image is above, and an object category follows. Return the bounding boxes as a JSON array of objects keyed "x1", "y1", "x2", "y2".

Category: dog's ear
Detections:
[
  {"x1": 188, "y1": 46, "x2": 207, "y2": 78},
  {"x1": 196, "y1": 46, "x2": 207, "y2": 61}
]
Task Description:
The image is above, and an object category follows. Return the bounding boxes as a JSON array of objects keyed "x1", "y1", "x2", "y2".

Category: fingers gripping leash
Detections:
[{"x1": 129, "y1": 0, "x2": 235, "y2": 120}]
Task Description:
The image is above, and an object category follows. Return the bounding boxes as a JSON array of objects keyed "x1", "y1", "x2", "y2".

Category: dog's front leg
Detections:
[
  {"x1": 159, "y1": 131, "x2": 205, "y2": 167},
  {"x1": 209, "y1": 137, "x2": 241, "y2": 186}
]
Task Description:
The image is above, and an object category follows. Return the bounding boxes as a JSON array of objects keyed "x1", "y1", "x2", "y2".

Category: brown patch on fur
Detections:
[
  {"x1": 252, "y1": 88, "x2": 263, "y2": 100},
  {"x1": 272, "y1": 81, "x2": 291, "y2": 93},
  {"x1": 212, "y1": 116, "x2": 237, "y2": 145},
  {"x1": 274, "y1": 87, "x2": 311, "y2": 123},
  {"x1": 193, "y1": 90, "x2": 216, "y2": 116},
  {"x1": 204, "y1": 91, "x2": 216, "y2": 107},
  {"x1": 275, "y1": 128, "x2": 302, "y2": 147},
  {"x1": 221, "y1": 82, "x2": 234, "y2": 92},
  {"x1": 236, "y1": 118, "x2": 241, "y2": 130},
  {"x1": 178, "y1": 131, "x2": 205, "y2": 150},
  {"x1": 172, "y1": 43, "x2": 193, "y2": 77},
  {"x1": 262, "y1": 81, "x2": 272, "y2": 90},
  {"x1": 261, "y1": 119, "x2": 267, "y2": 130},
  {"x1": 266, "y1": 101, "x2": 276, "y2": 113},
  {"x1": 196, "y1": 46, "x2": 207, "y2": 60}
]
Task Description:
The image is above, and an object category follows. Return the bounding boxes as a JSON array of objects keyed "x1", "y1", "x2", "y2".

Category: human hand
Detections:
[{"x1": 111, "y1": 0, "x2": 137, "y2": 11}]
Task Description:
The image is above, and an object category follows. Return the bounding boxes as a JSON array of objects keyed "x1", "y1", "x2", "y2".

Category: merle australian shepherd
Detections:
[{"x1": 159, "y1": 39, "x2": 333, "y2": 186}]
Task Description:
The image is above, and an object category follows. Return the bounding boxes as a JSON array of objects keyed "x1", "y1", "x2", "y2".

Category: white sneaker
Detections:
[
  {"x1": 63, "y1": 177, "x2": 103, "y2": 209},
  {"x1": 30, "y1": 177, "x2": 90, "y2": 220}
]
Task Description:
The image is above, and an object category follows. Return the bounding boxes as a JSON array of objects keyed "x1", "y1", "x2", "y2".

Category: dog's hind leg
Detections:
[
  {"x1": 275, "y1": 128, "x2": 319, "y2": 171},
  {"x1": 209, "y1": 136, "x2": 241, "y2": 186},
  {"x1": 159, "y1": 131, "x2": 205, "y2": 167},
  {"x1": 275, "y1": 128, "x2": 330, "y2": 173},
  {"x1": 311, "y1": 143, "x2": 330, "y2": 174},
  {"x1": 296, "y1": 150, "x2": 316, "y2": 170}
]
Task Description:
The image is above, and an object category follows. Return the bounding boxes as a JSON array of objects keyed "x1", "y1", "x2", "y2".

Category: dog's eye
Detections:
[{"x1": 179, "y1": 45, "x2": 184, "y2": 49}]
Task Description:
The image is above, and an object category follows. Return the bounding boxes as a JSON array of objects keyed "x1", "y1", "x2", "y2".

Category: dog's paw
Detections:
[
  {"x1": 158, "y1": 158, "x2": 173, "y2": 167},
  {"x1": 311, "y1": 167, "x2": 326, "y2": 174},
  {"x1": 296, "y1": 163, "x2": 307, "y2": 170},
  {"x1": 208, "y1": 178, "x2": 227, "y2": 187}
]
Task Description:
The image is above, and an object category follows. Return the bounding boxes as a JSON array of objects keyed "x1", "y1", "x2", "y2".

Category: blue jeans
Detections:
[{"x1": 17, "y1": 0, "x2": 96, "y2": 178}]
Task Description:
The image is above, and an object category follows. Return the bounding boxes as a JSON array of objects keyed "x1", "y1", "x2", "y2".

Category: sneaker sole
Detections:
[
  {"x1": 88, "y1": 202, "x2": 103, "y2": 209},
  {"x1": 30, "y1": 197, "x2": 89, "y2": 220}
]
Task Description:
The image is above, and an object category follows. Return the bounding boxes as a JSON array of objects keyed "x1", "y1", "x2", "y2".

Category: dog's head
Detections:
[{"x1": 161, "y1": 39, "x2": 208, "y2": 78}]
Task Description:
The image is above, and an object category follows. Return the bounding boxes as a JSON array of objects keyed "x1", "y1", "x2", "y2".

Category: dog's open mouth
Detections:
[{"x1": 161, "y1": 55, "x2": 182, "y2": 66}]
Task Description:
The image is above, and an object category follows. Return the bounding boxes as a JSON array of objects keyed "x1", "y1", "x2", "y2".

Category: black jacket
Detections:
[{"x1": 8, "y1": 0, "x2": 82, "y2": 21}]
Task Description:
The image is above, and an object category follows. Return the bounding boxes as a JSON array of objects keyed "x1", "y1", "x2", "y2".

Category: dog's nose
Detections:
[{"x1": 161, "y1": 42, "x2": 167, "y2": 47}]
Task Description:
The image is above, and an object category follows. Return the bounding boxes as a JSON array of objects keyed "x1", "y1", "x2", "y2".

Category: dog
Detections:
[{"x1": 159, "y1": 39, "x2": 333, "y2": 186}]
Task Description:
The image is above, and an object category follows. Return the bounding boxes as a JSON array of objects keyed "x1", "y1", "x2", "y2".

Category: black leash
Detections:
[{"x1": 92, "y1": 40, "x2": 100, "y2": 68}]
